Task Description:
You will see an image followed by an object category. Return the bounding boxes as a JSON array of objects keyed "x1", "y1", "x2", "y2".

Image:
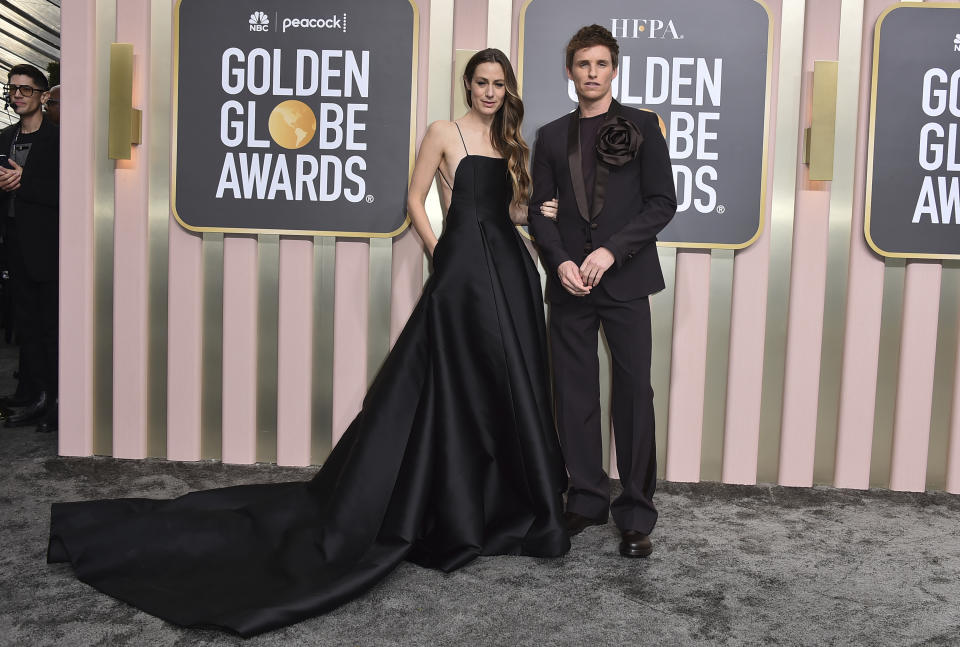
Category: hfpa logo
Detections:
[
  {"x1": 249, "y1": 11, "x2": 270, "y2": 32},
  {"x1": 610, "y1": 18, "x2": 683, "y2": 40}
]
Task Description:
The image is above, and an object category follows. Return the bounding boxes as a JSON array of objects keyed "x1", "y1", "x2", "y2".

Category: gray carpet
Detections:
[{"x1": 2, "y1": 425, "x2": 960, "y2": 647}]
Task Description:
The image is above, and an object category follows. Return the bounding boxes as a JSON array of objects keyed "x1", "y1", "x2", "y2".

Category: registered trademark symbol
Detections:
[
  {"x1": 366, "y1": 195, "x2": 375, "y2": 203},
  {"x1": 716, "y1": 205, "x2": 726, "y2": 214}
]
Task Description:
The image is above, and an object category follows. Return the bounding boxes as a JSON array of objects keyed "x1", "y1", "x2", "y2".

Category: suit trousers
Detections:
[
  {"x1": 549, "y1": 288, "x2": 657, "y2": 534},
  {"x1": 5, "y1": 219, "x2": 58, "y2": 402}
]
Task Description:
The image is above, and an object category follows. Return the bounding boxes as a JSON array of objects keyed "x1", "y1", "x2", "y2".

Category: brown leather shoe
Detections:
[
  {"x1": 619, "y1": 530, "x2": 653, "y2": 558},
  {"x1": 563, "y1": 511, "x2": 605, "y2": 536}
]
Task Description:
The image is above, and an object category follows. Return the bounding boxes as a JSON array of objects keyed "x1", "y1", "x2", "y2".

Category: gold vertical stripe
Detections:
[
  {"x1": 426, "y1": 0, "x2": 453, "y2": 122},
  {"x1": 200, "y1": 232, "x2": 224, "y2": 460},
  {"x1": 920, "y1": 1, "x2": 953, "y2": 491},
  {"x1": 652, "y1": 247, "x2": 676, "y2": 479},
  {"x1": 812, "y1": 0, "x2": 865, "y2": 484},
  {"x1": 311, "y1": 237, "x2": 336, "y2": 465},
  {"x1": 452, "y1": 50, "x2": 476, "y2": 124},
  {"x1": 256, "y1": 234, "x2": 279, "y2": 463},
  {"x1": 368, "y1": 238, "x2": 393, "y2": 383},
  {"x1": 870, "y1": 258, "x2": 905, "y2": 487},
  {"x1": 92, "y1": 0, "x2": 117, "y2": 456},
  {"x1": 514, "y1": 2, "x2": 548, "y2": 315},
  {"x1": 486, "y1": 0, "x2": 512, "y2": 52},
  {"x1": 701, "y1": 250, "x2": 734, "y2": 482},
  {"x1": 146, "y1": 0, "x2": 172, "y2": 458},
  {"x1": 928, "y1": 262, "x2": 959, "y2": 490},
  {"x1": 423, "y1": 0, "x2": 454, "y2": 284},
  {"x1": 756, "y1": 0, "x2": 807, "y2": 484}
]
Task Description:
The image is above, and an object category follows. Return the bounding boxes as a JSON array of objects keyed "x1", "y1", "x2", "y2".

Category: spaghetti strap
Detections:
[
  {"x1": 454, "y1": 122, "x2": 469, "y2": 156},
  {"x1": 437, "y1": 169, "x2": 453, "y2": 190}
]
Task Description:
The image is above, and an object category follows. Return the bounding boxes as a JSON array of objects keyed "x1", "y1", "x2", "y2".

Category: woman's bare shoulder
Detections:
[
  {"x1": 424, "y1": 119, "x2": 459, "y2": 141},
  {"x1": 422, "y1": 120, "x2": 464, "y2": 158}
]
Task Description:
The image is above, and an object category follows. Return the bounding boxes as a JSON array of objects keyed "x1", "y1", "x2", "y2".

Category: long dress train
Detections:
[{"x1": 47, "y1": 154, "x2": 570, "y2": 637}]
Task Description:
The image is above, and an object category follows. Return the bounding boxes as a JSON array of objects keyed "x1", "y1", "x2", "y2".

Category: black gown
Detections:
[{"x1": 47, "y1": 155, "x2": 570, "y2": 637}]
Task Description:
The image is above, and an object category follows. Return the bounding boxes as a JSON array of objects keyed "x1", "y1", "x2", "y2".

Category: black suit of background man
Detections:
[
  {"x1": 529, "y1": 98, "x2": 676, "y2": 538},
  {"x1": 0, "y1": 110, "x2": 60, "y2": 426}
]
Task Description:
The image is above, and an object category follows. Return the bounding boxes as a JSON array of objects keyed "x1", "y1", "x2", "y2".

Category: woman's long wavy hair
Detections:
[{"x1": 463, "y1": 49, "x2": 530, "y2": 206}]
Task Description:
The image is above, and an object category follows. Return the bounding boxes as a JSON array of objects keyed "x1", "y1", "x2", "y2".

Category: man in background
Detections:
[
  {"x1": 0, "y1": 64, "x2": 60, "y2": 432},
  {"x1": 44, "y1": 85, "x2": 59, "y2": 126}
]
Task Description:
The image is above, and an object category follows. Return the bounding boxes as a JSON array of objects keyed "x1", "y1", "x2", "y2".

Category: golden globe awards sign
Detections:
[
  {"x1": 866, "y1": 3, "x2": 960, "y2": 259},
  {"x1": 519, "y1": 0, "x2": 772, "y2": 248},
  {"x1": 173, "y1": 0, "x2": 417, "y2": 236}
]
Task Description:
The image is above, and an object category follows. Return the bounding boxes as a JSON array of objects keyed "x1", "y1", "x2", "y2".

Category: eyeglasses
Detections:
[{"x1": 3, "y1": 84, "x2": 41, "y2": 97}]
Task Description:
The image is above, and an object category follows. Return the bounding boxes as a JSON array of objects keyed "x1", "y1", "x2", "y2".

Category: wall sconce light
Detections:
[
  {"x1": 108, "y1": 43, "x2": 142, "y2": 160},
  {"x1": 803, "y1": 60, "x2": 839, "y2": 182}
]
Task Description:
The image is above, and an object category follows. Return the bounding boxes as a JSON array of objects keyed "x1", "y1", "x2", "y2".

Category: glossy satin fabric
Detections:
[{"x1": 47, "y1": 156, "x2": 569, "y2": 637}]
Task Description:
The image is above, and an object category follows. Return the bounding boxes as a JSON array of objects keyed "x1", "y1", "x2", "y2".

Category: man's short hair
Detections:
[
  {"x1": 7, "y1": 63, "x2": 49, "y2": 91},
  {"x1": 566, "y1": 24, "x2": 620, "y2": 70}
]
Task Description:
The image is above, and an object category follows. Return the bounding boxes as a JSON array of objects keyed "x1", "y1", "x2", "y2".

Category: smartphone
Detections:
[{"x1": 0, "y1": 154, "x2": 10, "y2": 170}]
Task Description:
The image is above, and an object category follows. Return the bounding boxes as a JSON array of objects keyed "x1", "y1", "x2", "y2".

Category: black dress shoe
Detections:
[
  {"x1": 619, "y1": 530, "x2": 653, "y2": 558},
  {"x1": 4, "y1": 391, "x2": 48, "y2": 428},
  {"x1": 563, "y1": 511, "x2": 606, "y2": 536},
  {"x1": 0, "y1": 392, "x2": 36, "y2": 410}
]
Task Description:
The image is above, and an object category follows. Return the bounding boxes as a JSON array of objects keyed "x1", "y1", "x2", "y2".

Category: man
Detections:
[
  {"x1": 44, "y1": 84, "x2": 60, "y2": 126},
  {"x1": 0, "y1": 64, "x2": 60, "y2": 432},
  {"x1": 528, "y1": 25, "x2": 676, "y2": 557}
]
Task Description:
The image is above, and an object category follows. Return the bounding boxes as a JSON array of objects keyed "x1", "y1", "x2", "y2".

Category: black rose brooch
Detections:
[{"x1": 596, "y1": 116, "x2": 643, "y2": 167}]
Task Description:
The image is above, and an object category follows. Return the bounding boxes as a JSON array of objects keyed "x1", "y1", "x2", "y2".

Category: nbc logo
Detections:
[
  {"x1": 250, "y1": 11, "x2": 270, "y2": 32},
  {"x1": 954, "y1": 33, "x2": 960, "y2": 52}
]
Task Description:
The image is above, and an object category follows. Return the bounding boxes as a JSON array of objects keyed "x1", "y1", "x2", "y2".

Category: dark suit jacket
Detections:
[
  {"x1": 528, "y1": 100, "x2": 676, "y2": 303},
  {"x1": 0, "y1": 118, "x2": 59, "y2": 282}
]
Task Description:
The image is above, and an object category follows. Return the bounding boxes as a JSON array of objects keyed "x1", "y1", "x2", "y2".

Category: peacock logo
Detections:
[{"x1": 249, "y1": 11, "x2": 270, "y2": 32}]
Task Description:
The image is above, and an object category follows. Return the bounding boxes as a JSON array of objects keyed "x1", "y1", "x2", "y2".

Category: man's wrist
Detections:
[{"x1": 599, "y1": 244, "x2": 621, "y2": 267}]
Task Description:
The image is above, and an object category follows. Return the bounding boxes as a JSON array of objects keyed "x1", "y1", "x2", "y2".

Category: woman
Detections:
[{"x1": 47, "y1": 49, "x2": 567, "y2": 637}]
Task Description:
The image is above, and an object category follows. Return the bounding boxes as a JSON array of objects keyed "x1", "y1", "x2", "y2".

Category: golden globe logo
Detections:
[
  {"x1": 215, "y1": 48, "x2": 371, "y2": 203},
  {"x1": 268, "y1": 100, "x2": 316, "y2": 149}
]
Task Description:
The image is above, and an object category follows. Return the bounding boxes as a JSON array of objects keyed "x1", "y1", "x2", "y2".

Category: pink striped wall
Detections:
[
  {"x1": 112, "y1": 0, "x2": 151, "y2": 459},
  {"x1": 276, "y1": 237, "x2": 314, "y2": 466},
  {"x1": 720, "y1": 0, "x2": 783, "y2": 486},
  {"x1": 666, "y1": 250, "x2": 712, "y2": 481},
  {"x1": 834, "y1": 0, "x2": 891, "y2": 489},
  {"x1": 220, "y1": 235, "x2": 259, "y2": 463},
  {"x1": 57, "y1": 0, "x2": 960, "y2": 496},
  {"x1": 59, "y1": 0, "x2": 97, "y2": 458},
  {"x1": 777, "y1": 0, "x2": 841, "y2": 487}
]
